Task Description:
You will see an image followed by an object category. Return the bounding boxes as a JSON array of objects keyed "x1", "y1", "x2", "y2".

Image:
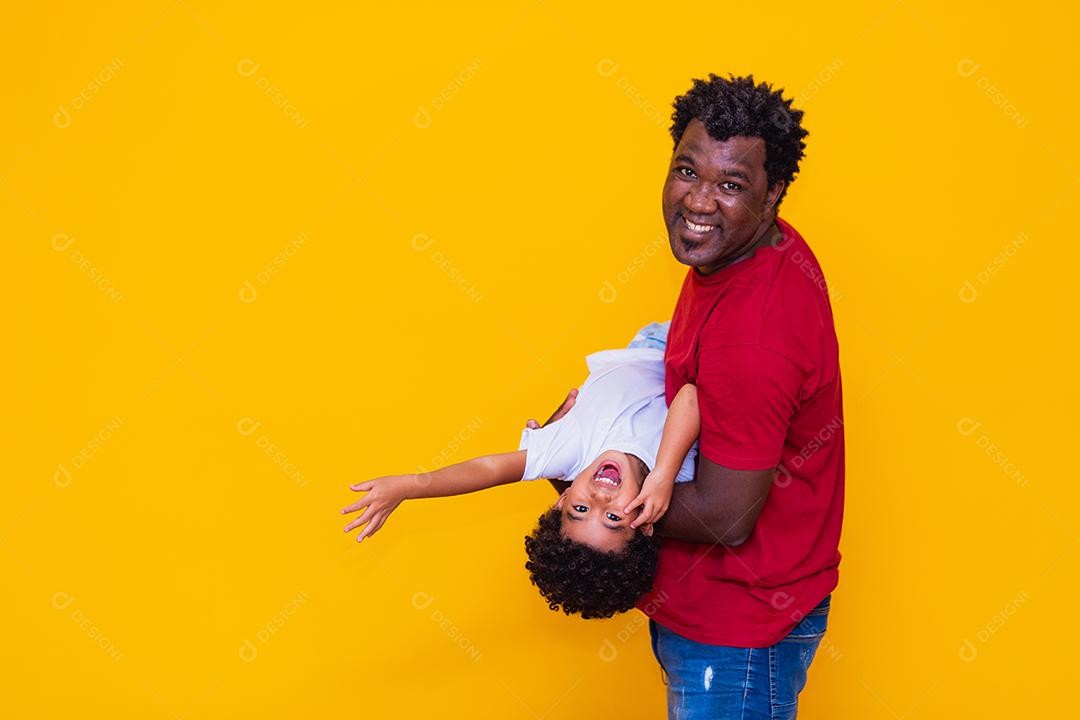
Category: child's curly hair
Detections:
[{"x1": 524, "y1": 507, "x2": 659, "y2": 620}]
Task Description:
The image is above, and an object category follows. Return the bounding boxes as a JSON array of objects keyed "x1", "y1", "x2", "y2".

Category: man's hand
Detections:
[
  {"x1": 341, "y1": 474, "x2": 411, "y2": 543},
  {"x1": 623, "y1": 471, "x2": 674, "y2": 529},
  {"x1": 525, "y1": 388, "x2": 578, "y2": 430}
]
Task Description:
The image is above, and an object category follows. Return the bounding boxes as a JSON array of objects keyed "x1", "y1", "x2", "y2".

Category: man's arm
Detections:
[
  {"x1": 529, "y1": 386, "x2": 773, "y2": 545},
  {"x1": 656, "y1": 342, "x2": 801, "y2": 546},
  {"x1": 653, "y1": 455, "x2": 773, "y2": 545}
]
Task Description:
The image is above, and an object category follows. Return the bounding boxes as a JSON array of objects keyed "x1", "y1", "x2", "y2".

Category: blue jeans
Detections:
[{"x1": 649, "y1": 594, "x2": 831, "y2": 719}]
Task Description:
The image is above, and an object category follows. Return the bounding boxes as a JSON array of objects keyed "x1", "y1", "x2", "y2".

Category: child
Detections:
[{"x1": 341, "y1": 321, "x2": 700, "y2": 619}]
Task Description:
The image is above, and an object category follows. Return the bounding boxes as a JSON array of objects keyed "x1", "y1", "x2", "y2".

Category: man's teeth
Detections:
[{"x1": 683, "y1": 217, "x2": 716, "y2": 233}]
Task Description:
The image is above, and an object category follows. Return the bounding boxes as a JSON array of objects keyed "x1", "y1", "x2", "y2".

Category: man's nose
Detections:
[{"x1": 685, "y1": 185, "x2": 718, "y2": 214}]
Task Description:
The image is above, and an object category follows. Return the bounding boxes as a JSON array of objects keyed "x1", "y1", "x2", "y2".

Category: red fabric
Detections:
[{"x1": 636, "y1": 216, "x2": 844, "y2": 647}]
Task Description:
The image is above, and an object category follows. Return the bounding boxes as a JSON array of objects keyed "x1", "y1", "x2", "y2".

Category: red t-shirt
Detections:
[{"x1": 636, "y1": 215, "x2": 844, "y2": 647}]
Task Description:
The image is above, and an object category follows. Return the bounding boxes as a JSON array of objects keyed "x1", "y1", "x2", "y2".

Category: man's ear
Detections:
[
  {"x1": 641, "y1": 523, "x2": 654, "y2": 537},
  {"x1": 553, "y1": 488, "x2": 568, "y2": 511},
  {"x1": 764, "y1": 180, "x2": 785, "y2": 213}
]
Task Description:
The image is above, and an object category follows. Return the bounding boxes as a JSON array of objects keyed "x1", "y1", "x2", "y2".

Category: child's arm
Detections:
[
  {"x1": 341, "y1": 450, "x2": 527, "y2": 543},
  {"x1": 624, "y1": 384, "x2": 699, "y2": 530},
  {"x1": 653, "y1": 383, "x2": 700, "y2": 483}
]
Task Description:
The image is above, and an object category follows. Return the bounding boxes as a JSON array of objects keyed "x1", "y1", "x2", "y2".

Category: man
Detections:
[{"x1": 531, "y1": 73, "x2": 844, "y2": 718}]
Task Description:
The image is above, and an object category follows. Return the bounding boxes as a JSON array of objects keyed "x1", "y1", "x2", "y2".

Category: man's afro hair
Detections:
[
  {"x1": 524, "y1": 507, "x2": 659, "y2": 620},
  {"x1": 670, "y1": 73, "x2": 809, "y2": 208}
]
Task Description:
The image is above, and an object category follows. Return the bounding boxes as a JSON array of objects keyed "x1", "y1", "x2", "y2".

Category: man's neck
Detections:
[{"x1": 695, "y1": 218, "x2": 781, "y2": 276}]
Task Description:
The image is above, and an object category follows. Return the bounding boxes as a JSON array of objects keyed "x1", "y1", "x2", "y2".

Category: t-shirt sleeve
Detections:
[
  {"x1": 517, "y1": 415, "x2": 583, "y2": 481},
  {"x1": 695, "y1": 344, "x2": 802, "y2": 471}
]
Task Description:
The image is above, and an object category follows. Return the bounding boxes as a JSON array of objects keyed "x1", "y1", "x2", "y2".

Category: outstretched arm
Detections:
[
  {"x1": 403, "y1": 451, "x2": 527, "y2": 499},
  {"x1": 341, "y1": 450, "x2": 527, "y2": 542}
]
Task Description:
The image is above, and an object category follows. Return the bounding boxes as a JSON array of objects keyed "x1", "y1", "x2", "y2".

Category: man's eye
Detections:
[
  {"x1": 721, "y1": 181, "x2": 741, "y2": 191},
  {"x1": 676, "y1": 167, "x2": 696, "y2": 178},
  {"x1": 573, "y1": 505, "x2": 588, "y2": 513},
  {"x1": 606, "y1": 512, "x2": 622, "y2": 522}
]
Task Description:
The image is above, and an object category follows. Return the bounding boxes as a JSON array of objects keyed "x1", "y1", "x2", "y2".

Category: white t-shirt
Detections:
[{"x1": 517, "y1": 347, "x2": 698, "y2": 483}]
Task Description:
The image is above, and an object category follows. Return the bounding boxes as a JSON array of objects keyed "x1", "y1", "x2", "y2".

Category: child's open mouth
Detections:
[{"x1": 592, "y1": 461, "x2": 622, "y2": 488}]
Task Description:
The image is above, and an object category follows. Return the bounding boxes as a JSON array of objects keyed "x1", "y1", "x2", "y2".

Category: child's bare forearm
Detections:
[
  {"x1": 343, "y1": 451, "x2": 526, "y2": 543},
  {"x1": 654, "y1": 384, "x2": 700, "y2": 477},
  {"x1": 406, "y1": 450, "x2": 527, "y2": 499}
]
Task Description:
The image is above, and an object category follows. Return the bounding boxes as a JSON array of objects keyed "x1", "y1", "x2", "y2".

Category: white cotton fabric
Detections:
[{"x1": 518, "y1": 347, "x2": 697, "y2": 483}]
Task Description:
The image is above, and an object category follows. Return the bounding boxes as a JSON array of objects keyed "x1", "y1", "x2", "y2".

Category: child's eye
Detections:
[
  {"x1": 573, "y1": 505, "x2": 588, "y2": 513},
  {"x1": 606, "y1": 512, "x2": 622, "y2": 522}
]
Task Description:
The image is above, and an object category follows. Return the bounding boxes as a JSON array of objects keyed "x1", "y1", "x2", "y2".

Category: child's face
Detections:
[{"x1": 553, "y1": 450, "x2": 649, "y2": 553}]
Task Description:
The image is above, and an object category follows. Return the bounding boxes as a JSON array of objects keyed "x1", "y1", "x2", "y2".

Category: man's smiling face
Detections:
[{"x1": 662, "y1": 118, "x2": 784, "y2": 275}]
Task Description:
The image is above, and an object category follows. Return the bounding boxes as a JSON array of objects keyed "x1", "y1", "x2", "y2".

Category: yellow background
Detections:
[{"x1": 5, "y1": 1, "x2": 1077, "y2": 717}]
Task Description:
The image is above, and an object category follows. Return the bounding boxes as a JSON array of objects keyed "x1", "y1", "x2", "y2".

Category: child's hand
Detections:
[
  {"x1": 623, "y1": 471, "x2": 674, "y2": 530},
  {"x1": 341, "y1": 474, "x2": 412, "y2": 543}
]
